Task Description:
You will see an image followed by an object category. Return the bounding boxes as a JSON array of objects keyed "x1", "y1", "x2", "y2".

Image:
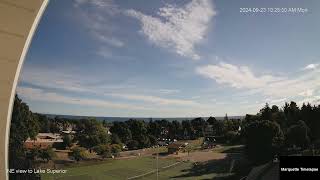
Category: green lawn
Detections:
[
  {"x1": 42, "y1": 157, "x2": 178, "y2": 180},
  {"x1": 42, "y1": 156, "x2": 234, "y2": 180},
  {"x1": 42, "y1": 146, "x2": 240, "y2": 180}
]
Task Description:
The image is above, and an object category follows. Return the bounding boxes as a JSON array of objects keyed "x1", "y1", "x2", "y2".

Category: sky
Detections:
[{"x1": 17, "y1": 0, "x2": 320, "y2": 117}]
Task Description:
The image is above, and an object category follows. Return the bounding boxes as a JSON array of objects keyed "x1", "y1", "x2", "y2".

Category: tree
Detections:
[
  {"x1": 127, "y1": 140, "x2": 139, "y2": 150},
  {"x1": 75, "y1": 118, "x2": 110, "y2": 150},
  {"x1": 63, "y1": 134, "x2": 72, "y2": 148},
  {"x1": 39, "y1": 148, "x2": 56, "y2": 162},
  {"x1": 243, "y1": 120, "x2": 284, "y2": 164},
  {"x1": 110, "y1": 122, "x2": 132, "y2": 144},
  {"x1": 191, "y1": 117, "x2": 206, "y2": 138},
  {"x1": 36, "y1": 113, "x2": 50, "y2": 132},
  {"x1": 225, "y1": 131, "x2": 239, "y2": 144},
  {"x1": 260, "y1": 103, "x2": 272, "y2": 121},
  {"x1": 168, "y1": 120, "x2": 182, "y2": 139},
  {"x1": 111, "y1": 144, "x2": 122, "y2": 157},
  {"x1": 111, "y1": 133, "x2": 122, "y2": 145},
  {"x1": 9, "y1": 95, "x2": 40, "y2": 180},
  {"x1": 224, "y1": 114, "x2": 229, "y2": 121},
  {"x1": 93, "y1": 144, "x2": 112, "y2": 159},
  {"x1": 182, "y1": 120, "x2": 194, "y2": 139},
  {"x1": 149, "y1": 135, "x2": 157, "y2": 146},
  {"x1": 70, "y1": 147, "x2": 88, "y2": 162},
  {"x1": 207, "y1": 116, "x2": 217, "y2": 126},
  {"x1": 283, "y1": 102, "x2": 301, "y2": 126},
  {"x1": 148, "y1": 120, "x2": 161, "y2": 138},
  {"x1": 126, "y1": 119, "x2": 150, "y2": 148},
  {"x1": 26, "y1": 148, "x2": 40, "y2": 161},
  {"x1": 286, "y1": 120, "x2": 310, "y2": 148}
]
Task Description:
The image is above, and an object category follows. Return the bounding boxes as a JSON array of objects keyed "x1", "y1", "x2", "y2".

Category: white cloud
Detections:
[
  {"x1": 196, "y1": 62, "x2": 320, "y2": 99},
  {"x1": 17, "y1": 87, "x2": 150, "y2": 110},
  {"x1": 196, "y1": 62, "x2": 282, "y2": 89},
  {"x1": 96, "y1": 34, "x2": 124, "y2": 47},
  {"x1": 269, "y1": 98, "x2": 287, "y2": 104},
  {"x1": 74, "y1": 0, "x2": 124, "y2": 48},
  {"x1": 298, "y1": 96, "x2": 320, "y2": 106},
  {"x1": 299, "y1": 89, "x2": 314, "y2": 97},
  {"x1": 20, "y1": 67, "x2": 91, "y2": 93},
  {"x1": 303, "y1": 63, "x2": 319, "y2": 70},
  {"x1": 158, "y1": 89, "x2": 180, "y2": 94},
  {"x1": 108, "y1": 93, "x2": 199, "y2": 106},
  {"x1": 126, "y1": 0, "x2": 216, "y2": 60},
  {"x1": 19, "y1": 66, "x2": 199, "y2": 107}
]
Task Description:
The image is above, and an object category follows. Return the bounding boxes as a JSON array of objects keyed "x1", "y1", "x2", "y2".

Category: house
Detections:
[
  {"x1": 24, "y1": 133, "x2": 63, "y2": 149},
  {"x1": 167, "y1": 142, "x2": 185, "y2": 154}
]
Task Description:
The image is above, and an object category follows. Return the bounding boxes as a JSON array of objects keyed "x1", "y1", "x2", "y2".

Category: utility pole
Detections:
[{"x1": 157, "y1": 145, "x2": 159, "y2": 180}]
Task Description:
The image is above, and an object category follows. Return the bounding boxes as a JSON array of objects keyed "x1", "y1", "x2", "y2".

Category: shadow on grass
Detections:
[
  {"x1": 171, "y1": 152, "x2": 251, "y2": 180},
  {"x1": 221, "y1": 145, "x2": 245, "y2": 154}
]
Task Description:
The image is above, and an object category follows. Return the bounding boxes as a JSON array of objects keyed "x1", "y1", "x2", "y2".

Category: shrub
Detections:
[
  {"x1": 127, "y1": 140, "x2": 139, "y2": 150},
  {"x1": 111, "y1": 144, "x2": 122, "y2": 157},
  {"x1": 39, "y1": 148, "x2": 56, "y2": 162},
  {"x1": 93, "y1": 144, "x2": 112, "y2": 159},
  {"x1": 70, "y1": 147, "x2": 88, "y2": 161}
]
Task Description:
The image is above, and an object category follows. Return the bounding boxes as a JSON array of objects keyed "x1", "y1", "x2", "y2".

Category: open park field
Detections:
[{"x1": 42, "y1": 145, "x2": 246, "y2": 180}]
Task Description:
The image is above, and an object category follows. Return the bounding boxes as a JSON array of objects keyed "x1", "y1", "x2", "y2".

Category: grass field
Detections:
[
  {"x1": 42, "y1": 157, "x2": 179, "y2": 180},
  {"x1": 42, "y1": 144, "x2": 243, "y2": 180},
  {"x1": 42, "y1": 156, "x2": 234, "y2": 180}
]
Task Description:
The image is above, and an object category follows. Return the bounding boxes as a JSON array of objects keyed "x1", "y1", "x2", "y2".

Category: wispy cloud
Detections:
[
  {"x1": 299, "y1": 89, "x2": 314, "y2": 97},
  {"x1": 196, "y1": 62, "x2": 320, "y2": 100},
  {"x1": 158, "y1": 89, "x2": 180, "y2": 94},
  {"x1": 126, "y1": 0, "x2": 216, "y2": 60},
  {"x1": 20, "y1": 66, "x2": 91, "y2": 93},
  {"x1": 303, "y1": 63, "x2": 319, "y2": 70},
  {"x1": 17, "y1": 87, "x2": 150, "y2": 110},
  {"x1": 74, "y1": 0, "x2": 124, "y2": 48},
  {"x1": 108, "y1": 93, "x2": 198, "y2": 106},
  {"x1": 196, "y1": 62, "x2": 282, "y2": 89},
  {"x1": 19, "y1": 66, "x2": 199, "y2": 107}
]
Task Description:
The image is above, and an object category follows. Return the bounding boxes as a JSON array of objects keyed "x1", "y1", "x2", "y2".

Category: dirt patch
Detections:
[{"x1": 166, "y1": 150, "x2": 227, "y2": 163}]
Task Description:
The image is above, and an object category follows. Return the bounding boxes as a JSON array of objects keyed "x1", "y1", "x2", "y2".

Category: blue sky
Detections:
[{"x1": 17, "y1": 0, "x2": 320, "y2": 117}]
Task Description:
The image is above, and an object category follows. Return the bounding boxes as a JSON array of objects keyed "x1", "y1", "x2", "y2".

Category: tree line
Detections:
[{"x1": 242, "y1": 102, "x2": 320, "y2": 164}]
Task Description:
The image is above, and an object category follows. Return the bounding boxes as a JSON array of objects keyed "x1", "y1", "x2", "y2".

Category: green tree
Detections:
[
  {"x1": 260, "y1": 103, "x2": 272, "y2": 120},
  {"x1": 111, "y1": 133, "x2": 122, "y2": 144},
  {"x1": 70, "y1": 147, "x2": 88, "y2": 161},
  {"x1": 207, "y1": 116, "x2": 218, "y2": 126},
  {"x1": 75, "y1": 118, "x2": 110, "y2": 150},
  {"x1": 110, "y1": 121, "x2": 132, "y2": 144},
  {"x1": 63, "y1": 134, "x2": 72, "y2": 149},
  {"x1": 9, "y1": 95, "x2": 40, "y2": 180},
  {"x1": 286, "y1": 120, "x2": 310, "y2": 148},
  {"x1": 243, "y1": 120, "x2": 284, "y2": 164},
  {"x1": 39, "y1": 148, "x2": 56, "y2": 162},
  {"x1": 36, "y1": 113, "x2": 50, "y2": 132},
  {"x1": 127, "y1": 140, "x2": 139, "y2": 150},
  {"x1": 191, "y1": 117, "x2": 206, "y2": 138},
  {"x1": 127, "y1": 119, "x2": 150, "y2": 148},
  {"x1": 111, "y1": 144, "x2": 122, "y2": 157},
  {"x1": 93, "y1": 144, "x2": 112, "y2": 159}
]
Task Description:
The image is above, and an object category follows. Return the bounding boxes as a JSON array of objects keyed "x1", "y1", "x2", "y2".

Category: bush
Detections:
[
  {"x1": 39, "y1": 148, "x2": 56, "y2": 162},
  {"x1": 225, "y1": 131, "x2": 240, "y2": 144},
  {"x1": 63, "y1": 134, "x2": 73, "y2": 148},
  {"x1": 93, "y1": 144, "x2": 112, "y2": 158},
  {"x1": 70, "y1": 147, "x2": 88, "y2": 161},
  {"x1": 111, "y1": 144, "x2": 122, "y2": 157},
  {"x1": 127, "y1": 140, "x2": 139, "y2": 150}
]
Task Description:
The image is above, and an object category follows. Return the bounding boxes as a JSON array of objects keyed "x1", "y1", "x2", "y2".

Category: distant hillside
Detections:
[{"x1": 44, "y1": 114, "x2": 244, "y2": 122}]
